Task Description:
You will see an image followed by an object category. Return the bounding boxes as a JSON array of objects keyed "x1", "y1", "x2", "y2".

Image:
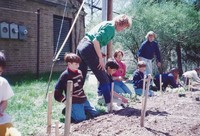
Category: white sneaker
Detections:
[
  {"x1": 106, "y1": 102, "x2": 123, "y2": 112},
  {"x1": 121, "y1": 102, "x2": 129, "y2": 108}
]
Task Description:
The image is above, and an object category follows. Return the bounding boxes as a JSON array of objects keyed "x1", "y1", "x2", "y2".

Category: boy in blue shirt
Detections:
[{"x1": 132, "y1": 61, "x2": 154, "y2": 96}]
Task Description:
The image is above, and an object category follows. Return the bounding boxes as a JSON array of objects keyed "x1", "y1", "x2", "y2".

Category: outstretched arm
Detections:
[
  {"x1": 113, "y1": 91, "x2": 128, "y2": 103},
  {"x1": 155, "y1": 44, "x2": 161, "y2": 67}
]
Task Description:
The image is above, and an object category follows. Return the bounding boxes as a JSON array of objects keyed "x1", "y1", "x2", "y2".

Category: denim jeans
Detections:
[
  {"x1": 71, "y1": 100, "x2": 99, "y2": 122},
  {"x1": 134, "y1": 88, "x2": 154, "y2": 97},
  {"x1": 114, "y1": 81, "x2": 132, "y2": 95},
  {"x1": 77, "y1": 39, "x2": 111, "y2": 103},
  {"x1": 140, "y1": 57, "x2": 152, "y2": 75}
]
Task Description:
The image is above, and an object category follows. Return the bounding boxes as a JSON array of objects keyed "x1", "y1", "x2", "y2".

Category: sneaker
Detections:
[
  {"x1": 106, "y1": 102, "x2": 123, "y2": 112},
  {"x1": 121, "y1": 102, "x2": 129, "y2": 108}
]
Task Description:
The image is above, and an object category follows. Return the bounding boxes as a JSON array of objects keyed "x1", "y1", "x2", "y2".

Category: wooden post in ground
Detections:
[
  {"x1": 110, "y1": 82, "x2": 114, "y2": 113},
  {"x1": 159, "y1": 74, "x2": 163, "y2": 94},
  {"x1": 140, "y1": 76, "x2": 151, "y2": 127},
  {"x1": 47, "y1": 92, "x2": 53, "y2": 134},
  {"x1": 188, "y1": 78, "x2": 191, "y2": 91},
  {"x1": 64, "y1": 80, "x2": 73, "y2": 136},
  {"x1": 142, "y1": 76, "x2": 146, "y2": 97},
  {"x1": 55, "y1": 120, "x2": 59, "y2": 136}
]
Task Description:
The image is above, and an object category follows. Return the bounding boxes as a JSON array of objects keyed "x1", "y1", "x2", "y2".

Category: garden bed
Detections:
[{"x1": 38, "y1": 91, "x2": 200, "y2": 136}]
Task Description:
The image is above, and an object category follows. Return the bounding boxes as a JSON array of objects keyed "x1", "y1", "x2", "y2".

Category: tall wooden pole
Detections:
[
  {"x1": 107, "y1": 0, "x2": 113, "y2": 59},
  {"x1": 55, "y1": 120, "x2": 59, "y2": 136},
  {"x1": 110, "y1": 82, "x2": 114, "y2": 113},
  {"x1": 47, "y1": 92, "x2": 53, "y2": 134},
  {"x1": 160, "y1": 74, "x2": 163, "y2": 94},
  {"x1": 141, "y1": 77, "x2": 150, "y2": 127},
  {"x1": 64, "y1": 81, "x2": 73, "y2": 136},
  {"x1": 102, "y1": 0, "x2": 108, "y2": 63}
]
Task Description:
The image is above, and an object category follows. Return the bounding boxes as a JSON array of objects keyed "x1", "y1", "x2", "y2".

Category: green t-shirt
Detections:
[{"x1": 85, "y1": 21, "x2": 115, "y2": 48}]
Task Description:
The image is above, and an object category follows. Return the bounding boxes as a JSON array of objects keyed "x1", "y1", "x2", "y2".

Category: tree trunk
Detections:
[{"x1": 176, "y1": 43, "x2": 183, "y2": 76}]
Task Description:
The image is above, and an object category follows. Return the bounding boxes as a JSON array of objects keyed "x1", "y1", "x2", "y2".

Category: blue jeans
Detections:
[
  {"x1": 77, "y1": 39, "x2": 111, "y2": 103},
  {"x1": 141, "y1": 57, "x2": 152, "y2": 75},
  {"x1": 71, "y1": 100, "x2": 99, "y2": 122},
  {"x1": 134, "y1": 88, "x2": 154, "y2": 97},
  {"x1": 114, "y1": 81, "x2": 132, "y2": 95}
]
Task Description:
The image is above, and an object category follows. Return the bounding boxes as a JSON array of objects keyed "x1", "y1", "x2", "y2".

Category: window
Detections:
[{"x1": 53, "y1": 15, "x2": 72, "y2": 60}]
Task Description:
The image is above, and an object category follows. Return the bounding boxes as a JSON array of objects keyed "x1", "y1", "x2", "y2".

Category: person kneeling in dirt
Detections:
[
  {"x1": 112, "y1": 50, "x2": 132, "y2": 97},
  {"x1": 54, "y1": 53, "x2": 99, "y2": 122},
  {"x1": 183, "y1": 67, "x2": 200, "y2": 90},
  {"x1": 132, "y1": 61, "x2": 154, "y2": 97},
  {"x1": 154, "y1": 68, "x2": 179, "y2": 91},
  {"x1": 97, "y1": 59, "x2": 129, "y2": 111}
]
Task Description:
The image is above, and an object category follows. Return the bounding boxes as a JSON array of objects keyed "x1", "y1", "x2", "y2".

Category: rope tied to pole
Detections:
[{"x1": 45, "y1": 0, "x2": 86, "y2": 98}]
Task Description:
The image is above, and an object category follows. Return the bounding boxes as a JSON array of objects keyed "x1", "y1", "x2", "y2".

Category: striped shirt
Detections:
[{"x1": 54, "y1": 68, "x2": 87, "y2": 104}]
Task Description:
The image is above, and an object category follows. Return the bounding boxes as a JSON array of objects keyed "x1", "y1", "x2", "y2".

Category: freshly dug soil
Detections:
[{"x1": 39, "y1": 91, "x2": 200, "y2": 136}]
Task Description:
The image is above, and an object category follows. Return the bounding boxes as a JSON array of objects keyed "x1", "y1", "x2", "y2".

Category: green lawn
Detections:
[{"x1": 5, "y1": 73, "x2": 103, "y2": 135}]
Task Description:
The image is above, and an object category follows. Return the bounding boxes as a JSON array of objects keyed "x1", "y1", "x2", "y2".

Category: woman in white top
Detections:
[{"x1": 183, "y1": 67, "x2": 200, "y2": 90}]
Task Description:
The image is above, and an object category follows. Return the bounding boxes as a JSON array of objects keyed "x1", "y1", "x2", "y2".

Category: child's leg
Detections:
[
  {"x1": 119, "y1": 81, "x2": 132, "y2": 95},
  {"x1": 134, "y1": 88, "x2": 143, "y2": 96},
  {"x1": 0, "y1": 123, "x2": 13, "y2": 136},
  {"x1": 141, "y1": 57, "x2": 152, "y2": 75},
  {"x1": 148, "y1": 90, "x2": 154, "y2": 97},
  {"x1": 114, "y1": 81, "x2": 126, "y2": 94},
  {"x1": 84, "y1": 100, "x2": 99, "y2": 117},
  {"x1": 71, "y1": 103, "x2": 86, "y2": 122}
]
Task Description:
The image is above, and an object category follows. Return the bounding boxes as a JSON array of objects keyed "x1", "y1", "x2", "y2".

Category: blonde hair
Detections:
[
  {"x1": 137, "y1": 61, "x2": 146, "y2": 68},
  {"x1": 113, "y1": 14, "x2": 132, "y2": 28},
  {"x1": 145, "y1": 31, "x2": 156, "y2": 39}
]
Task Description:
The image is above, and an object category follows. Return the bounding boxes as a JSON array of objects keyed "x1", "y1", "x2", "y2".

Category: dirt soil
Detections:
[{"x1": 40, "y1": 91, "x2": 200, "y2": 136}]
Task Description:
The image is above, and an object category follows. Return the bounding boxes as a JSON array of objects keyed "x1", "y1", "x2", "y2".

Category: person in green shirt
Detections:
[{"x1": 76, "y1": 14, "x2": 132, "y2": 112}]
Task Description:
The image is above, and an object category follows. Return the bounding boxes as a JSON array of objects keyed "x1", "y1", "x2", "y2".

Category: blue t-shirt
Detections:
[
  {"x1": 154, "y1": 73, "x2": 178, "y2": 89},
  {"x1": 132, "y1": 70, "x2": 144, "y2": 89}
]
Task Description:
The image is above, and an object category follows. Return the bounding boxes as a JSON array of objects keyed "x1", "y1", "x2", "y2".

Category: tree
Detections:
[{"x1": 113, "y1": 0, "x2": 200, "y2": 75}]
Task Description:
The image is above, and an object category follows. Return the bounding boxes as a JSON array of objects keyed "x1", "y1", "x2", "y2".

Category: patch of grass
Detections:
[
  {"x1": 6, "y1": 73, "x2": 102, "y2": 135},
  {"x1": 4, "y1": 72, "x2": 61, "y2": 85}
]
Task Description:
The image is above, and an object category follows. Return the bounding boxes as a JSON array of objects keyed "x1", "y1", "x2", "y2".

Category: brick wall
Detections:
[{"x1": 0, "y1": 0, "x2": 85, "y2": 75}]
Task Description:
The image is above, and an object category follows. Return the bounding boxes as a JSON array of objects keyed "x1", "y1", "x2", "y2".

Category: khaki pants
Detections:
[{"x1": 0, "y1": 123, "x2": 13, "y2": 136}]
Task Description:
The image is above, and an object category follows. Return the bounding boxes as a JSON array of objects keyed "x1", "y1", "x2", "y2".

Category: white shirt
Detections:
[
  {"x1": 183, "y1": 70, "x2": 200, "y2": 83},
  {"x1": 0, "y1": 76, "x2": 14, "y2": 102},
  {"x1": 0, "y1": 76, "x2": 14, "y2": 124}
]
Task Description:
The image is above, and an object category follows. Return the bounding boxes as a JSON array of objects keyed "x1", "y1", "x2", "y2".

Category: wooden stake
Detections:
[
  {"x1": 64, "y1": 80, "x2": 73, "y2": 136},
  {"x1": 47, "y1": 92, "x2": 53, "y2": 134},
  {"x1": 159, "y1": 74, "x2": 163, "y2": 94},
  {"x1": 188, "y1": 78, "x2": 191, "y2": 91},
  {"x1": 140, "y1": 76, "x2": 151, "y2": 127},
  {"x1": 55, "y1": 120, "x2": 59, "y2": 136},
  {"x1": 142, "y1": 76, "x2": 146, "y2": 97},
  {"x1": 110, "y1": 82, "x2": 114, "y2": 113}
]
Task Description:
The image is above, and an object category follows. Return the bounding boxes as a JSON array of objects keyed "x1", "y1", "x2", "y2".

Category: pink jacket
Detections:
[{"x1": 112, "y1": 59, "x2": 126, "y2": 78}]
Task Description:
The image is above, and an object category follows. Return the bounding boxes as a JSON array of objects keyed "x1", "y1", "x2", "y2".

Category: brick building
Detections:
[{"x1": 0, "y1": 0, "x2": 85, "y2": 75}]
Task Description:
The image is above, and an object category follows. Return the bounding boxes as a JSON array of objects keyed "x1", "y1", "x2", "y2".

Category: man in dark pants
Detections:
[{"x1": 76, "y1": 15, "x2": 132, "y2": 112}]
